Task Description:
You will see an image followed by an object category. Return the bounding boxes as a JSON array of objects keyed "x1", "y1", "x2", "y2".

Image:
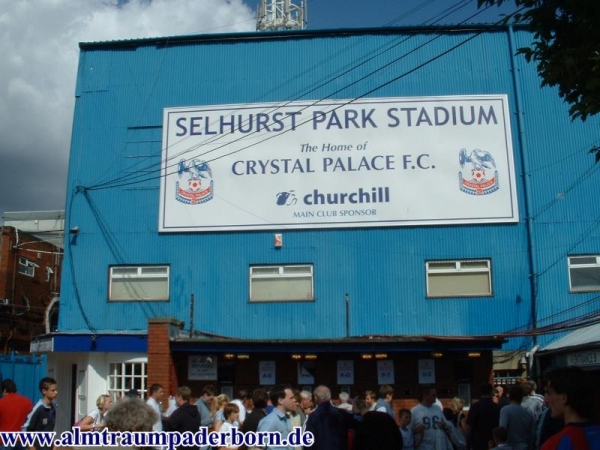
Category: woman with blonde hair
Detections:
[
  {"x1": 211, "y1": 394, "x2": 230, "y2": 432},
  {"x1": 78, "y1": 394, "x2": 113, "y2": 431},
  {"x1": 451, "y1": 397, "x2": 467, "y2": 434}
]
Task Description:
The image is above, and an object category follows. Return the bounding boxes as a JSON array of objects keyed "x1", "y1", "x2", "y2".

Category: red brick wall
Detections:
[
  {"x1": 0, "y1": 227, "x2": 62, "y2": 353},
  {"x1": 147, "y1": 318, "x2": 181, "y2": 405}
]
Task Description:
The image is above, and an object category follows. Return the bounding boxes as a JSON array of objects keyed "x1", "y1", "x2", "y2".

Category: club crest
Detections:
[
  {"x1": 458, "y1": 148, "x2": 499, "y2": 195},
  {"x1": 176, "y1": 158, "x2": 214, "y2": 205}
]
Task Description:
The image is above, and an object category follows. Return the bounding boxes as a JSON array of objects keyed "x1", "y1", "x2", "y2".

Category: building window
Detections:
[
  {"x1": 458, "y1": 383, "x2": 472, "y2": 408},
  {"x1": 109, "y1": 265, "x2": 169, "y2": 301},
  {"x1": 568, "y1": 255, "x2": 600, "y2": 292},
  {"x1": 19, "y1": 257, "x2": 37, "y2": 277},
  {"x1": 45, "y1": 267, "x2": 54, "y2": 282},
  {"x1": 108, "y1": 362, "x2": 147, "y2": 401},
  {"x1": 426, "y1": 260, "x2": 492, "y2": 297},
  {"x1": 250, "y1": 264, "x2": 314, "y2": 302}
]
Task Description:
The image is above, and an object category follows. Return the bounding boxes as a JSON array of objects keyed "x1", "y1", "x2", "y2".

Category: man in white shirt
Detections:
[
  {"x1": 410, "y1": 386, "x2": 449, "y2": 450},
  {"x1": 146, "y1": 383, "x2": 164, "y2": 431}
]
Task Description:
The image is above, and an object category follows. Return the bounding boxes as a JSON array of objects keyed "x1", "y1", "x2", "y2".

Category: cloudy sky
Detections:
[{"x1": 0, "y1": 0, "x2": 516, "y2": 216}]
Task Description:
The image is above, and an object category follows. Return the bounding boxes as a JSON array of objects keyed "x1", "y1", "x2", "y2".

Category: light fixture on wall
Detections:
[
  {"x1": 223, "y1": 354, "x2": 235, "y2": 360},
  {"x1": 361, "y1": 354, "x2": 373, "y2": 360},
  {"x1": 374, "y1": 353, "x2": 388, "y2": 359},
  {"x1": 69, "y1": 226, "x2": 80, "y2": 245},
  {"x1": 519, "y1": 355, "x2": 528, "y2": 375},
  {"x1": 432, "y1": 352, "x2": 443, "y2": 358},
  {"x1": 291, "y1": 354, "x2": 302, "y2": 360},
  {"x1": 305, "y1": 354, "x2": 318, "y2": 360},
  {"x1": 237, "y1": 354, "x2": 250, "y2": 359},
  {"x1": 468, "y1": 352, "x2": 481, "y2": 358}
]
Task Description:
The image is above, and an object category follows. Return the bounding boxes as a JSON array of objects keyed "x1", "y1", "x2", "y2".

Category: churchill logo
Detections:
[
  {"x1": 276, "y1": 191, "x2": 297, "y2": 206},
  {"x1": 176, "y1": 158, "x2": 214, "y2": 205},
  {"x1": 458, "y1": 148, "x2": 499, "y2": 195}
]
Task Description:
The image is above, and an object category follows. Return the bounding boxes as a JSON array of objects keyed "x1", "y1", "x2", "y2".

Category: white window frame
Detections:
[
  {"x1": 45, "y1": 266, "x2": 54, "y2": 282},
  {"x1": 426, "y1": 259, "x2": 492, "y2": 298},
  {"x1": 107, "y1": 361, "x2": 147, "y2": 401},
  {"x1": 249, "y1": 264, "x2": 314, "y2": 302},
  {"x1": 458, "y1": 383, "x2": 472, "y2": 408},
  {"x1": 19, "y1": 257, "x2": 38, "y2": 277},
  {"x1": 109, "y1": 265, "x2": 170, "y2": 301},
  {"x1": 568, "y1": 255, "x2": 600, "y2": 293}
]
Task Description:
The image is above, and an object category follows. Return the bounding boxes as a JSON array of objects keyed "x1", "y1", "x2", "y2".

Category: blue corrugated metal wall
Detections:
[
  {"x1": 0, "y1": 353, "x2": 47, "y2": 403},
  {"x1": 60, "y1": 26, "x2": 600, "y2": 349}
]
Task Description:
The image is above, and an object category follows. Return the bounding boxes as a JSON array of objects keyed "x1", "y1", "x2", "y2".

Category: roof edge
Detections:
[{"x1": 79, "y1": 23, "x2": 530, "y2": 50}]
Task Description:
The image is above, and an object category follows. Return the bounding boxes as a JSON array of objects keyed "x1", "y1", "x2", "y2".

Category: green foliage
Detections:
[{"x1": 478, "y1": 0, "x2": 600, "y2": 122}]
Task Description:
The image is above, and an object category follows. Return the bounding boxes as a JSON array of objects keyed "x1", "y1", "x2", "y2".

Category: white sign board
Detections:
[
  {"x1": 297, "y1": 361, "x2": 316, "y2": 384},
  {"x1": 188, "y1": 355, "x2": 217, "y2": 380},
  {"x1": 418, "y1": 359, "x2": 436, "y2": 384},
  {"x1": 377, "y1": 359, "x2": 395, "y2": 385},
  {"x1": 30, "y1": 338, "x2": 54, "y2": 353},
  {"x1": 337, "y1": 360, "x2": 354, "y2": 385},
  {"x1": 160, "y1": 95, "x2": 518, "y2": 232},
  {"x1": 259, "y1": 360, "x2": 276, "y2": 385},
  {"x1": 567, "y1": 351, "x2": 600, "y2": 367}
]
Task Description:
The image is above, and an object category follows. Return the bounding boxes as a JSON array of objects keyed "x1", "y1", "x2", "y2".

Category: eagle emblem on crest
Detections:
[
  {"x1": 175, "y1": 159, "x2": 214, "y2": 205},
  {"x1": 458, "y1": 148, "x2": 499, "y2": 195}
]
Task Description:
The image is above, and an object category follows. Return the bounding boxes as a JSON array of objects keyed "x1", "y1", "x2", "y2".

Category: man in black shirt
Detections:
[
  {"x1": 243, "y1": 388, "x2": 269, "y2": 450},
  {"x1": 465, "y1": 383, "x2": 500, "y2": 450},
  {"x1": 163, "y1": 386, "x2": 201, "y2": 450}
]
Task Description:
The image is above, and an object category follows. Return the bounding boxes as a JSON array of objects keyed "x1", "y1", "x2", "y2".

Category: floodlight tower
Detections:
[{"x1": 256, "y1": 0, "x2": 307, "y2": 31}]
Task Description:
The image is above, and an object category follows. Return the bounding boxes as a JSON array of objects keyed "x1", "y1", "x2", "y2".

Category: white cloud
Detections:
[{"x1": 0, "y1": 0, "x2": 255, "y2": 214}]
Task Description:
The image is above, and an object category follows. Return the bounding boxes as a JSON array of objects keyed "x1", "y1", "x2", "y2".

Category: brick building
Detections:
[{"x1": 0, "y1": 212, "x2": 64, "y2": 353}]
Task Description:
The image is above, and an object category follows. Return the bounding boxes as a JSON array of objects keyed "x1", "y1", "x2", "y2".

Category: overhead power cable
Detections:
[
  {"x1": 88, "y1": 0, "x2": 466, "y2": 189},
  {"x1": 86, "y1": 3, "x2": 498, "y2": 192},
  {"x1": 88, "y1": 0, "x2": 476, "y2": 191}
]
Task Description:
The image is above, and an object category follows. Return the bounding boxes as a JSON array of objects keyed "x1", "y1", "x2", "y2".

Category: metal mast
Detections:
[{"x1": 256, "y1": 0, "x2": 307, "y2": 31}]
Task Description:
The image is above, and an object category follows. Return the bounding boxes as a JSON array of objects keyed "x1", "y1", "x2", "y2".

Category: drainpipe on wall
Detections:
[
  {"x1": 10, "y1": 228, "x2": 19, "y2": 309},
  {"x1": 189, "y1": 293, "x2": 195, "y2": 338},
  {"x1": 345, "y1": 293, "x2": 350, "y2": 338},
  {"x1": 508, "y1": 24, "x2": 538, "y2": 345},
  {"x1": 6, "y1": 229, "x2": 20, "y2": 353}
]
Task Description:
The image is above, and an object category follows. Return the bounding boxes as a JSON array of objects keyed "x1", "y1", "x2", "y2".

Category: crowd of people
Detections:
[
  {"x1": 0, "y1": 366, "x2": 598, "y2": 450},
  {"x1": 461, "y1": 368, "x2": 599, "y2": 450}
]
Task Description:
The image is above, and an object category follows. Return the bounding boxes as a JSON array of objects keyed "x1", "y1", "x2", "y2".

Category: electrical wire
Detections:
[
  {"x1": 88, "y1": 2, "x2": 462, "y2": 188},
  {"x1": 532, "y1": 163, "x2": 600, "y2": 219},
  {"x1": 66, "y1": 190, "x2": 96, "y2": 332},
  {"x1": 86, "y1": 0, "x2": 484, "y2": 191}
]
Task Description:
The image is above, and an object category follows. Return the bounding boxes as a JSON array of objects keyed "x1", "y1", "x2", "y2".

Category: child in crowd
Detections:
[
  {"x1": 399, "y1": 409, "x2": 415, "y2": 450},
  {"x1": 218, "y1": 403, "x2": 240, "y2": 450},
  {"x1": 23, "y1": 377, "x2": 58, "y2": 450},
  {"x1": 489, "y1": 426, "x2": 512, "y2": 450}
]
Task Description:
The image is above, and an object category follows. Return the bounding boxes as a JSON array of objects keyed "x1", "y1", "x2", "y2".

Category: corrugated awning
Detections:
[
  {"x1": 171, "y1": 334, "x2": 505, "y2": 353},
  {"x1": 539, "y1": 323, "x2": 600, "y2": 354}
]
